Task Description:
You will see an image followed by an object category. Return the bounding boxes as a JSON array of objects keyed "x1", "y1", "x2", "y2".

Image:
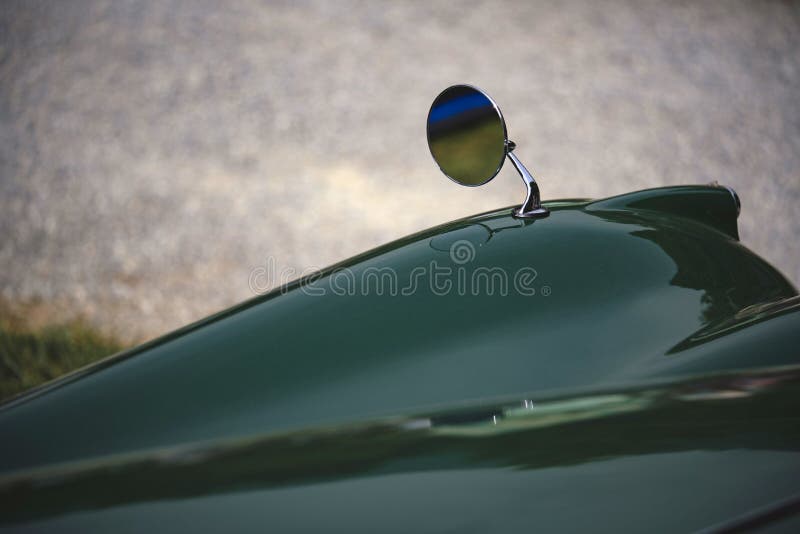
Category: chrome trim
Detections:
[{"x1": 507, "y1": 141, "x2": 549, "y2": 219}]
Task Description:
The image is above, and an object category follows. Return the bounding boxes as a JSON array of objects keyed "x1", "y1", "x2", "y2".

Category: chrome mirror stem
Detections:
[{"x1": 506, "y1": 142, "x2": 549, "y2": 219}]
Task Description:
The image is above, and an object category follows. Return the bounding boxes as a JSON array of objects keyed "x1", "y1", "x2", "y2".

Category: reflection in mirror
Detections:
[{"x1": 427, "y1": 85, "x2": 507, "y2": 186}]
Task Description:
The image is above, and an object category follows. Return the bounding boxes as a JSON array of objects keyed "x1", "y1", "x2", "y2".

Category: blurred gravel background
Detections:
[{"x1": 1, "y1": 0, "x2": 798, "y2": 343}]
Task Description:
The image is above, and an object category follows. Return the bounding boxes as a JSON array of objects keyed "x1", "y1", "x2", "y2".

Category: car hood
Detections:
[{"x1": 0, "y1": 185, "x2": 797, "y2": 472}]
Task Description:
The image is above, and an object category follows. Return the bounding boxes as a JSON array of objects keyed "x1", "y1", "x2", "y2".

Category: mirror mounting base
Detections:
[
  {"x1": 514, "y1": 206, "x2": 550, "y2": 218},
  {"x1": 506, "y1": 141, "x2": 550, "y2": 219}
]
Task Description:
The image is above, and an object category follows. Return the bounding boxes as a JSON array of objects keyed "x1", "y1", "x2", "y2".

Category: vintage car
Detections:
[{"x1": 0, "y1": 85, "x2": 798, "y2": 532}]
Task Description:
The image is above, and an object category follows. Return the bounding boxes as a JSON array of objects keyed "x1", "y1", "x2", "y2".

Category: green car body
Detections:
[{"x1": 1, "y1": 185, "x2": 799, "y2": 532}]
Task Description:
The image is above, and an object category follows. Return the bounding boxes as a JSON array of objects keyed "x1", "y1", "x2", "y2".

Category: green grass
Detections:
[{"x1": 0, "y1": 314, "x2": 123, "y2": 402}]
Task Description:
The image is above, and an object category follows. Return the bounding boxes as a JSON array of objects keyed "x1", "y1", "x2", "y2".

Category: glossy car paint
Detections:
[{"x1": 1, "y1": 185, "x2": 798, "y2": 532}]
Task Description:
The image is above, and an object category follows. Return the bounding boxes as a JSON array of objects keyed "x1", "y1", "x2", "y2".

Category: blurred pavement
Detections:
[{"x1": 1, "y1": 0, "x2": 798, "y2": 341}]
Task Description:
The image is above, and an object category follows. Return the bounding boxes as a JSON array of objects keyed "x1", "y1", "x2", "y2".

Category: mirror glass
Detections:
[{"x1": 427, "y1": 85, "x2": 508, "y2": 186}]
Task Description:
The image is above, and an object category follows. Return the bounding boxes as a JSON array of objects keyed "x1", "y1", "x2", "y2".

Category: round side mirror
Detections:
[
  {"x1": 427, "y1": 84, "x2": 549, "y2": 218},
  {"x1": 427, "y1": 85, "x2": 508, "y2": 186}
]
